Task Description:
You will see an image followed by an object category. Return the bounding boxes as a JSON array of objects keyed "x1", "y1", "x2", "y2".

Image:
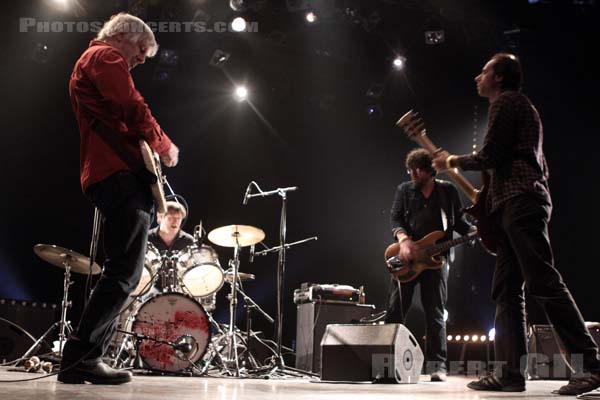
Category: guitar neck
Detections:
[
  {"x1": 413, "y1": 132, "x2": 479, "y2": 204},
  {"x1": 425, "y1": 233, "x2": 476, "y2": 256}
]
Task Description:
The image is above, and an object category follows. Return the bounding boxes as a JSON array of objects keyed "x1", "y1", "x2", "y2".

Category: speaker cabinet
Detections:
[
  {"x1": 0, "y1": 299, "x2": 58, "y2": 362},
  {"x1": 320, "y1": 323, "x2": 424, "y2": 383},
  {"x1": 295, "y1": 302, "x2": 374, "y2": 373}
]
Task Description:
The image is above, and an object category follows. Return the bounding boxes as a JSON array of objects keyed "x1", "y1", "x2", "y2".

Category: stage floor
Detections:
[{"x1": 0, "y1": 367, "x2": 591, "y2": 399}]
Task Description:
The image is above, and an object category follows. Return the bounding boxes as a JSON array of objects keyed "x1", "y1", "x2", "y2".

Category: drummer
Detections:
[{"x1": 148, "y1": 201, "x2": 194, "y2": 253}]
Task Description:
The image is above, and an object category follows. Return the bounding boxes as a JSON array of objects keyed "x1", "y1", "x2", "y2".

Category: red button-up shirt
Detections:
[{"x1": 70, "y1": 40, "x2": 173, "y2": 191}]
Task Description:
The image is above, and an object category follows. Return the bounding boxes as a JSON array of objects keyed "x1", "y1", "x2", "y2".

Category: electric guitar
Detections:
[
  {"x1": 139, "y1": 140, "x2": 168, "y2": 214},
  {"x1": 385, "y1": 230, "x2": 478, "y2": 283},
  {"x1": 396, "y1": 110, "x2": 497, "y2": 255}
]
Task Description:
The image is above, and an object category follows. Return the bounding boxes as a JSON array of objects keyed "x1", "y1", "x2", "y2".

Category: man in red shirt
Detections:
[{"x1": 58, "y1": 13, "x2": 179, "y2": 385}]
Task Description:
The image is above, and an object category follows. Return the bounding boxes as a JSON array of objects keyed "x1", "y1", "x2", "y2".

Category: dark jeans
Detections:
[
  {"x1": 61, "y1": 171, "x2": 153, "y2": 366},
  {"x1": 386, "y1": 263, "x2": 449, "y2": 373},
  {"x1": 492, "y1": 194, "x2": 600, "y2": 381}
]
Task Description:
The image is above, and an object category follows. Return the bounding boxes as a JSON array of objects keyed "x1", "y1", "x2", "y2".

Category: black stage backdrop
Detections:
[{"x1": 1, "y1": 0, "x2": 598, "y2": 351}]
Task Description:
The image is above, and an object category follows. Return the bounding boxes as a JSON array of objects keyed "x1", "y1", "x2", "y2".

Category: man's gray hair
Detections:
[{"x1": 96, "y1": 12, "x2": 158, "y2": 57}]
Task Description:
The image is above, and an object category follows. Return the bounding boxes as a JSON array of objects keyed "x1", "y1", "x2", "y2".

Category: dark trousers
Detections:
[
  {"x1": 61, "y1": 171, "x2": 153, "y2": 366},
  {"x1": 492, "y1": 194, "x2": 600, "y2": 380},
  {"x1": 386, "y1": 263, "x2": 449, "y2": 373}
]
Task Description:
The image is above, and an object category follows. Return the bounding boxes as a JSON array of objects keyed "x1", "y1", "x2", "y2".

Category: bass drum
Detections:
[
  {"x1": 131, "y1": 292, "x2": 211, "y2": 372},
  {"x1": 179, "y1": 245, "x2": 224, "y2": 297}
]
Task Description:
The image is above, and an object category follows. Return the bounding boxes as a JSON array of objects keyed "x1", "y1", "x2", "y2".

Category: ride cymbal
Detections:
[{"x1": 33, "y1": 244, "x2": 101, "y2": 275}]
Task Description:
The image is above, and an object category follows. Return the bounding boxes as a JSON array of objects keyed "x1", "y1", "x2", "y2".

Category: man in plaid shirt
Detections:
[{"x1": 433, "y1": 53, "x2": 600, "y2": 395}]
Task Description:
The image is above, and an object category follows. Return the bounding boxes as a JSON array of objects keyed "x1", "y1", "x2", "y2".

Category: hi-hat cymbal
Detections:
[
  {"x1": 225, "y1": 270, "x2": 256, "y2": 283},
  {"x1": 34, "y1": 244, "x2": 102, "y2": 275},
  {"x1": 207, "y1": 225, "x2": 265, "y2": 248}
]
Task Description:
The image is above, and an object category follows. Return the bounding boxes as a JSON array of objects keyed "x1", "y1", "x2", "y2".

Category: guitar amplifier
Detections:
[
  {"x1": 527, "y1": 323, "x2": 600, "y2": 380},
  {"x1": 295, "y1": 301, "x2": 374, "y2": 373}
]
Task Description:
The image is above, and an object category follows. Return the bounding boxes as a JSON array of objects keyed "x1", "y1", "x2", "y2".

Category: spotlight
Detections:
[
  {"x1": 472, "y1": 335, "x2": 479, "y2": 342},
  {"x1": 31, "y1": 43, "x2": 52, "y2": 64},
  {"x1": 488, "y1": 328, "x2": 496, "y2": 341},
  {"x1": 366, "y1": 82, "x2": 384, "y2": 99},
  {"x1": 480, "y1": 335, "x2": 487, "y2": 342},
  {"x1": 443, "y1": 309, "x2": 449, "y2": 322},
  {"x1": 454, "y1": 335, "x2": 461, "y2": 341},
  {"x1": 231, "y1": 17, "x2": 247, "y2": 32},
  {"x1": 209, "y1": 49, "x2": 230, "y2": 67},
  {"x1": 366, "y1": 104, "x2": 382, "y2": 118},
  {"x1": 234, "y1": 86, "x2": 248, "y2": 101},
  {"x1": 305, "y1": 11, "x2": 317, "y2": 23},
  {"x1": 462, "y1": 335, "x2": 469, "y2": 341},
  {"x1": 392, "y1": 56, "x2": 406, "y2": 70},
  {"x1": 447, "y1": 335, "x2": 453, "y2": 341}
]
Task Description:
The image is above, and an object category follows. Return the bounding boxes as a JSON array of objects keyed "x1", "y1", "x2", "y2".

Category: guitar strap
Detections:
[{"x1": 76, "y1": 101, "x2": 157, "y2": 185}]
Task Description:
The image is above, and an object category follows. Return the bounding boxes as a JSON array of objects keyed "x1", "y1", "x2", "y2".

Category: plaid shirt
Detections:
[{"x1": 456, "y1": 90, "x2": 551, "y2": 214}]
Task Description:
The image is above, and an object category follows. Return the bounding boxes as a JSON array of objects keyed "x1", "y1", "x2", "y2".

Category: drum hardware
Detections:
[
  {"x1": 124, "y1": 292, "x2": 211, "y2": 373},
  {"x1": 205, "y1": 224, "x2": 265, "y2": 377},
  {"x1": 25, "y1": 244, "x2": 102, "y2": 360},
  {"x1": 242, "y1": 181, "x2": 319, "y2": 377}
]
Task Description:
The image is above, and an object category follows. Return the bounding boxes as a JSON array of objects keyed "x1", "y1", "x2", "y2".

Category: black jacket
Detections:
[{"x1": 390, "y1": 179, "x2": 472, "y2": 241}]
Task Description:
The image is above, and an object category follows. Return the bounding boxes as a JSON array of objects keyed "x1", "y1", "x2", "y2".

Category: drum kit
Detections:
[{"x1": 32, "y1": 224, "x2": 273, "y2": 377}]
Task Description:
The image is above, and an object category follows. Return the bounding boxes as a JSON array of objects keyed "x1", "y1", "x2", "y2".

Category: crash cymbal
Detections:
[
  {"x1": 225, "y1": 270, "x2": 256, "y2": 282},
  {"x1": 207, "y1": 225, "x2": 265, "y2": 248},
  {"x1": 33, "y1": 244, "x2": 102, "y2": 275}
]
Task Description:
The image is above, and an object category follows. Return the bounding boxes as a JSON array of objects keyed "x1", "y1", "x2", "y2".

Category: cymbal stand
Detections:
[
  {"x1": 244, "y1": 182, "x2": 318, "y2": 377},
  {"x1": 219, "y1": 237, "x2": 243, "y2": 376},
  {"x1": 21, "y1": 256, "x2": 74, "y2": 360}
]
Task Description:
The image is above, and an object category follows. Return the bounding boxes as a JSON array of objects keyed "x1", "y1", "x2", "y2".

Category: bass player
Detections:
[{"x1": 387, "y1": 148, "x2": 473, "y2": 382}]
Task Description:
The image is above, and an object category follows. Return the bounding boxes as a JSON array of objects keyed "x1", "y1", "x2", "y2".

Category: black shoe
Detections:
[
  {"x1": 467, "y1": 374, "x2": 525, "y2": 392},
  {"x1": 555, "y1": 371, "x2": 600, "y2": 396},
  {"x1": 58, "y1": 361, "x2": 132, "y2": 385},
  {"x1": 430, "y1": 370, "x2": 447, "y2": 382}
]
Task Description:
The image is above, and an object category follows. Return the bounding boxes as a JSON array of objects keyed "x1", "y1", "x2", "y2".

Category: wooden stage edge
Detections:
[{"x1": 2, "y1": 367, "x2": 598, "y2": 399}]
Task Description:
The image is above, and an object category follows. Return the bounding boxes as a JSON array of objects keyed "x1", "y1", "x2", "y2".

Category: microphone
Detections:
[
  {"x1": 242, "y1": 183, "x2": 252, "y2": 205},
  {"x1": 249, "y1": 244, "x2": 255, "y2": 263},
  {"x1": 173, "y1": 342, "x2": 192, "y2": 354},
  {"x1": 194, "y1": 220, "x2": 203, "y2": 244}
]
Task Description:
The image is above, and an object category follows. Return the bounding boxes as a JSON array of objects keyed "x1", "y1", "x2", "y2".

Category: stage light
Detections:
[
  {"x1": 472, "y1": 335, "x2": 479, "y2": 342},
  {"x1": 157, "y1": 48, "x2": 179, "y2": 67},
  {"x1": 209, "y1": 49, "x2": 230, "y2": 67},
  {"x1": 234, "y1": 86, "x2": 248, "y2": 101},
  {"x1": 392, "y1": 56, "x2": 406, "y2": 70},
  {"x1": 488, "y1": 328, "x2": 496, "y2": 341},
  {"x1": 231, "y1": 17, "x2": 247, "y2": 32},
  {"x1": 443, "y1": 309, "x2": 449, "y2": 322},
  {"x1": 31, "y1": 43, "x2": 52, "y2": 64},
  {"x1": 425, "y1": 30, "x2": 445, "y2": 45},
  {"x1": 366, "y1": 104, "x2": 382, "y2": 118},
  {"x1": 480, "y1": 335, "x2": 487, "y2": 342},
  {"x1": 305, "y1": 12, "x2": 317, "y2": 23},
  {"x1": 462, "y1": 335, "x2": 469, "y2": 341},
  {"x1": 454, "y1": 335, "x2": 461, "y2": 341},
  {"x1": 447, "y1": 335, "x2": 453, "y2": 341}
]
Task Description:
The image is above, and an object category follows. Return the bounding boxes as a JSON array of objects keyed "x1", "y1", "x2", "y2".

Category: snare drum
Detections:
[
  {"x1": 178, "y1": 245, "x2": 224, "y2": 297},
  {"x1": 131, "y1": 292, "x2": 211, "y2": 372}
]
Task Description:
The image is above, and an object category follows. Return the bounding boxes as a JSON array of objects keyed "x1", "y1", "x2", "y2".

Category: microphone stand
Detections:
[{"x1": 243, "y1": 182, "x2": 318, "y2": 378}]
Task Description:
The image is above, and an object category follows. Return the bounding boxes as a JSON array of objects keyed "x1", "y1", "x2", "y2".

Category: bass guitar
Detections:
[
  {"x1": 396, "y1": 110, "x2": 496, "y2": 255},
  {"x1": 385, "y1": 230, "x2": 478, "y2": 283}
]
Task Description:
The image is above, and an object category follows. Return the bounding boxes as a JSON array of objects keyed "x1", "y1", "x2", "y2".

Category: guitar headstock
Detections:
[{"x1": 395, "y1": 110, "x2": 426, "y2": 141}]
